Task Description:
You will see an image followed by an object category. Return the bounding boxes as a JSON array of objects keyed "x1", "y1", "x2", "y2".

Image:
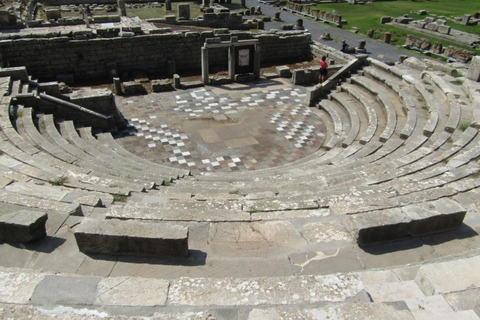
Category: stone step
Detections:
[
  {"x1": 350, "y1": 75, "x2": 398, "y2": 142},
  {"x1": 22, "y1": 107, "x2": 78, "y2": 164},
  {"x1": 95, "y1": 132, "x2": 190, "y2": 180},
  {"x1": 341, "y1": 83, "x2": 380, "y2": 144},
  {"x1": 0, "y1": 189, "x2": 82, "y2": 216},
  {"x1": 5, "y1": 181, "x2": 103, "y2": 207},
  {"x1": 463, "y1": 79, "x2": 480, "y2": 128},
  {"x1": 329, "y1": 91, "x2": 361, "y2": 148},
  {"x1": 318, "y1": 99, "x2": 343, "y2": 150},
  {"x1": 78, "y1": 126, "x2": 178, "y2": 185},
  {"x1": 0, "y1": 102, "x2": 40, "y2": 156},
  {"x1": 8, "y1": 79, "x2": 20, "y2": 96},
  {"x1": 41, "y1": 115, "x2": 147, "y2": 193},
  {"x1": 106, "y1": 200, "x2": 249, "y2": 222},
  {"x1": 61, "y1": 121, "x2": 159, "y2": 188}
]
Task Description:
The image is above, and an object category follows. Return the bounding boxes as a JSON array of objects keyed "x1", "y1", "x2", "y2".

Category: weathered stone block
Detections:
[
  {"x1": 380, "y1": 16, "x2": 391, "y2": 24},
  {"x1": 123, "y1": 81, "x2": 146, "y2": 95},
  {"x1": 74, "y1": 218, "x2": 189, "y2": 258},
  {"x1": 466, "y1": 55, "x2": 480, "y2": 82},
  {"x1": 275, "y1": 65, "x2": 291, "y2": 78},
  {"x1": 45, "y1": 9, "x2": 61, "y2": 20},
  {"x1": 0, "y1": 210, "x2": 48, "y2": 243},
  {"x1": 345, "y1": 199, "x2": 466, "y2": 246},
  {"x1": 437, "y1": 25, "x2": 451, "y2": 34},
  {"x1": 151, "y1": 79, "x2": 174, "y2": 92}
]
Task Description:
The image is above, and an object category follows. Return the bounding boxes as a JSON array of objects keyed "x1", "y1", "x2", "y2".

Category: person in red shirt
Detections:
[{"x1": 319, "y1": 56, "x2": 328, "y2": 84}]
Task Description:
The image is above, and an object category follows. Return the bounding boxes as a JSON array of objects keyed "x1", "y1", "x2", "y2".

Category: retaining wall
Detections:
[{"x1": 0, "y1": 31, "x2": 311, "y2": 81}]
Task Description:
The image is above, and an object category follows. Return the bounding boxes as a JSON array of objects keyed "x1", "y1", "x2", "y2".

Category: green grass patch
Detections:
[
  {"x1": 163, "y1": 180, "x2": 172, "y2": 186},
  {"x1": 113, "y1": 193, "x2": 128, "y2": 202},
  {"x1": 423, "y1": 79, "x2": 432, "y2": 85},
  {"x1": 451, "y1": 69, "x2": 463, "y2": 78},
  {"x1": 48, "y1": 176, "x2": 68, "y2": 186},
  {"x1": 459, "y1": 121, "x2": 471, "y2": 131},
  {"x1": 451, "y1": 79, "x2": 464, "y2": 85},
  {"x1": 308, "y1": 0, "x2": 480, "y2": 54},
  {"x1": 427, "y1": 88, "x2": 435, "y2": 94},
  {"x1": 229, "y1": 190, "x2": 241, "y2": 195}
]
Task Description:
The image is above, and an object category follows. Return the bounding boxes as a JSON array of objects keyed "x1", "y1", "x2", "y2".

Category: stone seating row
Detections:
[{"x1": 213, "y1": 60, "x2": 469, "y2": 185}]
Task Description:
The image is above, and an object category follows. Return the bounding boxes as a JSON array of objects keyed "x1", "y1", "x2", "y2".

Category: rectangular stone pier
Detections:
[{"x1": 74, "y1": 218, "x2": 189, "y2": 258}]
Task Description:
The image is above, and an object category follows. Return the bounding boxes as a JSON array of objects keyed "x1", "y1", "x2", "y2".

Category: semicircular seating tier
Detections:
[{"x1": 0, "y1": 58, "x2": 479, "y2": 318}]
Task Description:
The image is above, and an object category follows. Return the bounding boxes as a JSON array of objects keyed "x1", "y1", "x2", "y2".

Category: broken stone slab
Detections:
[
  {"x1": 0, "y1": 210, "x2": 48, "y2": 243},
  {"x1": 74, "y1": 218, "x2": 189, "y2": 258}
]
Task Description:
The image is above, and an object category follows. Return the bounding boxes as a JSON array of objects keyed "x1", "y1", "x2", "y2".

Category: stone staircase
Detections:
[{"x1": 0, "y1": 58, "x2": 479, "y2": 319}]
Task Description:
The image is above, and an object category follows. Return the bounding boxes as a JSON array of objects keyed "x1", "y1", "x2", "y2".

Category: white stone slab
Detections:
[
  {"x1": 413, "y1": 310, "x2": 480, "y2": 320},
  {"x1": 365, "y1": 280, "x2": 425, "y2": 302},
  {"x1": 0, "y1": 270, "x2": 45, "y2": 304},
  {"x1": 169, "y1": 274, "x2": 363, "y2": 306},
  {"x1": 95, "y1": 276, "x2": 169, "y2": 306},
  {"x1": 302, "y1": 220, "x2": 351, "y2": 243},
  {"x1": 415, "y1": 255, "x2": 480, "y2": 295},
  {"x1": 404, "y1": 295, "x2": 453, "y2": 315},
  {"x1": 246, "y1": 303, "x2": 415, "y2": 319}
]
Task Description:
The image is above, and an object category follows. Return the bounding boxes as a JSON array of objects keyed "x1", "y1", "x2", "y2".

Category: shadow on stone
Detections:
[
  {"x1": 213, "y1": 78, "x2": 284, "y2": 91},
  {"x1": 360, "y1": 223, "x2": 478, "y2": 255},
  {"x1": 13, "y1": 236, "x2": 67, "y2": 254},
  {"x1": 84, "y1": 249, "x2": 207, "y2": 266}
]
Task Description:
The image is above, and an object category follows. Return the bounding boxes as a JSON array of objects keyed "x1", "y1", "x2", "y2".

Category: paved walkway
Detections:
[{"x1": 246, "y1": 0, "x2": 419, "y2": 62}]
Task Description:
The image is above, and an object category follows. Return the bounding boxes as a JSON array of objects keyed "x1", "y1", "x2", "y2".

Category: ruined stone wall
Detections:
[{"x1": 0, "y1": 31, "x2": 311, "y2": 81}]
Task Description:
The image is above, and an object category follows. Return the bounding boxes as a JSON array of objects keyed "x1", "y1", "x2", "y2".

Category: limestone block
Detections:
[
  {"x1": 275, "y1": 66, "x2": 292, "y2": 78},
  {"x1": 151, "y1": 79, "x2": 174, "y2": 92},
  {"x1": 415, "y1": 255, "x2": 480, "y2": 295},
  {"x1": 437, "y1": 25, "x2": 451, "y2": 34},
  {"x1": 403, "y1": 57, "x2": 428, "y2": 71},
  {"x1": 345, "y1": 199, "x2": 466, "y2": 246},
  {"x1": 292, "y1": 68, "x2": 307, "y2": 85},
  {"x1": 44, "y1": 9, "x2": 61, "y2": 20},
  {"x1": 424, "y1": 17, "x2": 434, "y2": 23},
  {"x1": 123, "y1": 81, "x2": 146, "y2": 96},
  {"x1": 426, "y1": 23, "x2": 439, "y2": 32},
  {"x1": 74, "y1": 218, "x2": 189, "y2": 257},
  {"x1": 466, "y1": 55, "x2": 480, "y2": 82},
  {"x1": 0, "y1": 210, "x2": 48, "y2": 243}
]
